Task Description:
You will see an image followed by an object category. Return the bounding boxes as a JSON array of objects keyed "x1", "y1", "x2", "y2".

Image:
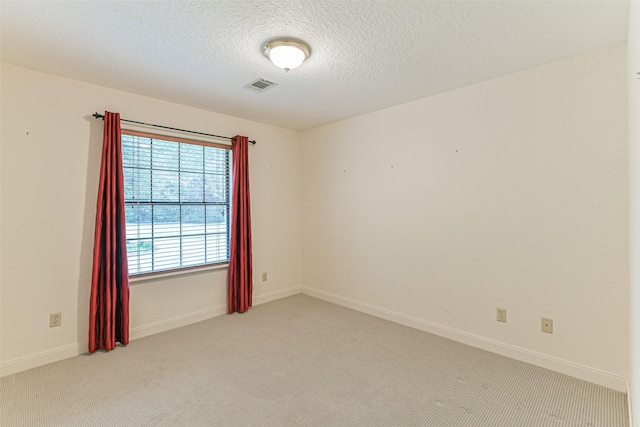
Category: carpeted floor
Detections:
[{"x1": 0, "y1": 294, "x2": 628, "y2": 426}]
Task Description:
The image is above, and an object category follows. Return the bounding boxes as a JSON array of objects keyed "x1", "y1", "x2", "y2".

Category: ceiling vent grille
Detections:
[{"x1": 245, "y1": 78, "x2": 278, "y2": 92}]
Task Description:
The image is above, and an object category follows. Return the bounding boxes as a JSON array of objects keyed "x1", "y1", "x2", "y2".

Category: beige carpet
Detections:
[{"x1": 0, "y1": 294, "x2": 628, "y2": 426}]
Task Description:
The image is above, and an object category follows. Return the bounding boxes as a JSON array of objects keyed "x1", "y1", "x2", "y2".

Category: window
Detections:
[{"x1": 122, "y1": 130, "x2": 231, "y2": 276}]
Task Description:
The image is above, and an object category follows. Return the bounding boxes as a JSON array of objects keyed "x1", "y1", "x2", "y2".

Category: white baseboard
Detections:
[
  {"x1": 0, "y1": 304, "x2": 228, "y2": 378},
  {"x1": 0, "y1": 342, "x2": 85, "y2": 377},
  {"x1": 1, "y1": 286, "x2": 302, "y2": 378},
  {"x1": 629, "y1": 382, "x2": 636, "y2": 427},
  {"x1": 129, "y1": 304, "x2": 228, "y2": 341},
  {"x1": 253, "y1": 286, "x2": 302, "y2": 306},
  {"x1": 301, "y1": 286, "x2": 628, "y2": 393},
  {"x1": 131, "y1": 286, "x2": 302, "y2": 341}
]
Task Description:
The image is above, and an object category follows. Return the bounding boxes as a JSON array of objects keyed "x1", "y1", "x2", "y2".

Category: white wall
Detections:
[
  {"x1": 0, "y1": 42, "x2": 630, "y2": 397},
  {"x1": 302, "y1": 44, "x2": 628, "y2": 391},
  {"x1": 628, "y1": 0, "x2": 640, "y2": 423},
  {"x1": 0, "y1": 64, "x2": 302, "y2": 374}
]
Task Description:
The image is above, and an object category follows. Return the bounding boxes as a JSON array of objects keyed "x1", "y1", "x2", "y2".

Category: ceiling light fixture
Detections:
[{"x1": 263, "y1": 38, "x2": 311, "y2": 72}]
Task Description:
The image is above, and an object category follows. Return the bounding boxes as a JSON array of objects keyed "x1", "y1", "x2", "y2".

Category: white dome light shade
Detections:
[
  {"x1": 269, "y1": 45, "x2": 306, "y2": 70},
  {"x1": 264, "y1": 39, "x2": 311, "y2": 72}
]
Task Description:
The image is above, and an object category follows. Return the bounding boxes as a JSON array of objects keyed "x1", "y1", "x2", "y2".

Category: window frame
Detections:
[{"x1": 121, "y1": 129, "x2": 232, "y2": 279}]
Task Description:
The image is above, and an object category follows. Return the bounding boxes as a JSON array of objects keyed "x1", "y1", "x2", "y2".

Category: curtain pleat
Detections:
[
  {"x1": 228, "y1": 135, "x2": 253, "y2": 313},
  {"x1": 89, "y1": 111, "x2": 130, "y2": 353}
]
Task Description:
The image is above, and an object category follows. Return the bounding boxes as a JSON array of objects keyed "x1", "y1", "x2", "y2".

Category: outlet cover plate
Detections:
[
  {"x1": 541, "y1": 317, "x2": 553, "y2": 334},
  {"x1": 50, "y1": 312, "x2": 62, "y2": 328},
  {"x1": 496, "y1": 308, "x2": 507, "y2": 323}
]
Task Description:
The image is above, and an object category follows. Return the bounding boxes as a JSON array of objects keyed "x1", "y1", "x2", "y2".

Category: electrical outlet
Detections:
[
  {"x1": 496, "y1": 308, "x2": 507, "y2": 323},
  {"x1": 541, "y1": 317, "x2": 553, "y2": 334},
  {"x1": 50, "y1": 312, "x2": 62, "y2": 328},
  {"x1": 262, "y1": 272, "x2": 268, "y2": 282}
]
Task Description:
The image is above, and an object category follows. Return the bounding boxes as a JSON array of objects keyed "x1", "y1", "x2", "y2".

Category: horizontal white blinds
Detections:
[{"x1": 122, "y1": 132, "x2": 231, "y2": 276}]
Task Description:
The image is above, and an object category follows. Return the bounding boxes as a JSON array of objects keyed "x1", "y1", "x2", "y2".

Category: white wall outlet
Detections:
[
  {"x1": 262, "y1": 272, "x2": 268, "y2": 282},
  {"x1": 50, "y1": 312, "x2": 62, "y2": 328},
  {"x1": 496, "y1": 308, "x2": 507, "y2": 323},
  {"x1": 541, "y1": 317, "x2": 553, "y2": 334}
]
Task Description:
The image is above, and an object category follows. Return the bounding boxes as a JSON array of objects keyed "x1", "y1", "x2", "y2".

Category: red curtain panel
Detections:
[
  {"x1": 228, "y1": 135, "x2": 253, "y2": 313},
  {"x1": 89, "y1": 111, "x2": 130, "y2": 353}
]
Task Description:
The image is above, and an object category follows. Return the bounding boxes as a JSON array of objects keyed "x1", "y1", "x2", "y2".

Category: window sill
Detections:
[{"x1": 129, "y1": 263, "x2": 229, "y2": 284}]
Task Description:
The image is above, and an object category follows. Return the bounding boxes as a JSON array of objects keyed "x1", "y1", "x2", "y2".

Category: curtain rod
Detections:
[{"x1": 92, "y1": 113, "x2": 256, "y2": 145}]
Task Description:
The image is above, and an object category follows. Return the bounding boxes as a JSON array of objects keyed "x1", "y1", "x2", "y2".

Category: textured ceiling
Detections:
[{"x1": 0, "y1": 1, "x2": 629, "y2": 131}]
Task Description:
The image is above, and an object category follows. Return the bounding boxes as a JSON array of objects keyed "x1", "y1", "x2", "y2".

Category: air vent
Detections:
[{"x1": 245, "y1": 78, "x2": 278, "y2": 92}]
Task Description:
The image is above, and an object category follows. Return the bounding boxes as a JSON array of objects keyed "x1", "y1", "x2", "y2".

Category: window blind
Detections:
[{"x1": 122, "y1": 131, "x2": 231, "y2": 276}]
